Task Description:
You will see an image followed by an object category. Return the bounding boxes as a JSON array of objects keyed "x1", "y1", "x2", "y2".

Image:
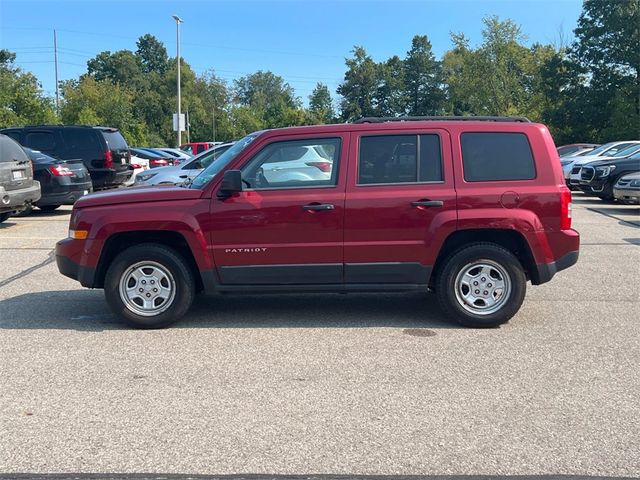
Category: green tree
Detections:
[
  {"x1": 570, "y1": 0, "x2": 639, "y2": 140},
  {"x1": 0, "y1": 49, "x2": 57, "y2": 128},
  {"x1": 375, "y1": 55, "x2": 406, "y2": 117},
  {"x1": 308, "y1": 83, "x2": 334, "y2": 123},
  {"x1": 403, "y1": 35, "x2": 444, "y2": 115},
  {"x1": 86, "y1": 50, "x2": 142, "y2": 88},
  {"x1": 337, "y1": 46, "x2": 378, "y2": 121},
  {"x1": 136, "y1": 34, "x2": 169, "y2": 74},
  {"x1": 234, "y1": 70, "x2": 303, "y2": 129},
  {"x1": 60, "y1": 76, "x2": 147, "y2": 145}
]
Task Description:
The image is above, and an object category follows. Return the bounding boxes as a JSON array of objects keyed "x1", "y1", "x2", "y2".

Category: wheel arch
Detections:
[
  {"x1": 94, "y1": 231, "x2": 204, "y2": 292},
  {"x1": 430, "y1": 228, "x2": 538, "y2": 288}
]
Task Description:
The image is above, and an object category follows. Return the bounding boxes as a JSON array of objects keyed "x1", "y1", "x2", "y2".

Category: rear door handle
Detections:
[
  {"x1": 303, "y1": 203, "x2": 335, "y2": 211},
  {"x1": 411, "y1": 200, "x2": 444, "y2": 208}
]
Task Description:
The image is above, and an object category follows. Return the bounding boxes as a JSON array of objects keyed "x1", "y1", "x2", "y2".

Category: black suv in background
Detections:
[
  {"x1": 0, "y1": 126, "x2": 132, "y2": 190},
  {"x1": 580, "y1": 151, "x2": 640, "y2": 200}
]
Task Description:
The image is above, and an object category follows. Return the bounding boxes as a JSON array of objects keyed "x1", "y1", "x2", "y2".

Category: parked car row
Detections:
[{"x1": 557, "y1": 140, "x2": 640, "y2": 204}]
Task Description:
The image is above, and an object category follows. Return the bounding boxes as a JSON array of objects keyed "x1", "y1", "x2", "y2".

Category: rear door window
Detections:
[
  {"x1": 461, "y1": 132, "x2": 536, "y2": 182},
  {"x1": 358, "y1": 134, "x2": 443, "y2": 185},
  {"x1": 25, "y1": 131, "x2": 56, "y2": 153}
]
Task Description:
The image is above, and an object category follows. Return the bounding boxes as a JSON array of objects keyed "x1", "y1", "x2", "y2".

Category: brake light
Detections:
[
  {"x1": 560, "y1": 187, "x2": 572, "y2": 230},
  {"x1": 104, "y1": 150, "x2": 113, "y2": 169},
  {"x1": 149, "y1": 159, "x2": 168, "y2": 168},
  {"x1": 305, "y1": 161, "x2": 331, "y2": 173},
  {"x1": 49, "y1": 165, "x2": 76, "y2": 177},
  {"x1": 130, "y1": 163, "x2": 142, "y2": 169}
]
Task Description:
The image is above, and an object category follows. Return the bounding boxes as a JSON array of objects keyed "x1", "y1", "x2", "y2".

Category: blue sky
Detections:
[{"x1": 1, "y1": 0, "x2": 583, "y2": 104}]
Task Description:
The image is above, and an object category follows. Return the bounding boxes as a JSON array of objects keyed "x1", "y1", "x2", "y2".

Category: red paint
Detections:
[{"x1": 57, "y1": 120, "x2": 579, "y2": 288}]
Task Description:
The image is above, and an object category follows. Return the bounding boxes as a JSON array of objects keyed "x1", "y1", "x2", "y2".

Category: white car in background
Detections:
[
  {"x1": 124, "y1": 153, "x2": 150, "y2": 186},
  {"x1": 155, "y1": 148, "x2": 192, "y2": 163},
  {"x1": 135, "y1": 142, "x2": 235, "y2": 186},
  {"x1": 567, "y1": 142, "x2": 640, "y2": 188},
  {"x1": 562, "y1": 141, "x2": 640, "y2": 186}
]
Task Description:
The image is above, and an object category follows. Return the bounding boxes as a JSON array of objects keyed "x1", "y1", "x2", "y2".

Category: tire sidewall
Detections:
[
  {"x1": 438, "y1": 244, "x2": 526, "y2": 328},
  {"x1": 104, "y1": 244, "x2": 195, "y2": 328}
]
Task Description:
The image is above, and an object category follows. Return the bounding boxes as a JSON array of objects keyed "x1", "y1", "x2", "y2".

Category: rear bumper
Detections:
[
  {"x1": 38, "y1": 182, "x2": 93, "y2": 206},
  {"x1": 0, "y1": 183, "x2": 41, "y2": 213},
  {"x1": 90, "y1": 168, "x2": 132, "y2": 189},
  {"x1": 534, "y1": 250, "x2": 580, "y2": 284}
]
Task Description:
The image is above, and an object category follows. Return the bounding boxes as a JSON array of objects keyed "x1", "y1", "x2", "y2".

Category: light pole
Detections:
[{"x1": 172, "y1": 15, "x2": 184, "y2": 147}]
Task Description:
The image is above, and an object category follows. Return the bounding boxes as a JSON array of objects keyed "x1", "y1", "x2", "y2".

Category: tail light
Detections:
[
  {"x1": 104, "y1": 150, "x2": 113, "y2": 169},
  {"x1": 305, "y1": 161, "x2": 331, "y2": 173},
  {"x1": 173, "y1": 159, "x2": 182, "y2": 165},
  {"x1": 49, "y1": 165, "x2": 76, "y2": 177},
  {"x1": 149, "y1": 159, "x2": 169, "y2": 168},
  {"x1": 130, "y1": 163, "x2": 142, "y2": 169},
  {"x1": 560, "y1": 186, "x2": 572, "y2": 230}
]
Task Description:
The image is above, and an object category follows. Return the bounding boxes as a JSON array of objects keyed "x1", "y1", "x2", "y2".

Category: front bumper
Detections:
[
  {"x1": 613, "y1": 187, "x2": 640, "y2": 204},
  {"x1": 55, "y1": 237, "x2": 99, "y2": 287}
]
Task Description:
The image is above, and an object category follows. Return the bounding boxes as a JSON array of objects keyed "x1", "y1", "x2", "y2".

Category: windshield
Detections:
[
  {"x1": 584, "y1": 142, "x2": 618, "y2": 156},
  {"x1": 610, "y1": 143, "x2": 640, "y2": 158},
  {"x1": 190, "y1": 133, "x2": 261, "y2": 189}
]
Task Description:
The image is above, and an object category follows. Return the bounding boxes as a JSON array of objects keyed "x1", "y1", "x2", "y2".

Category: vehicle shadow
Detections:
[{"x1": 0, "y1": 289, "x2": 460, "y2": 331}]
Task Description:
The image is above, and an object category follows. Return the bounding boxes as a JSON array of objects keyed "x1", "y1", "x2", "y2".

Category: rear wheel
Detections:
[
  {"x1": 436, "y1": 243, "x2": 526, "y2": 328},
  {"x1": 104, "y1": 244, "x2": 195, "y2": 329},
  {"x1": 39, "y1": 205, "x2": 61, "y2": 212}
]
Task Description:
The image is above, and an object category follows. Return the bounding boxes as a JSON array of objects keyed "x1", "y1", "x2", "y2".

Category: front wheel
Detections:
[
  {"x1": 436, "y1": 243, "x2": 526, "y2": 328},
  {"x1": 104, "y1": 244, "x2": 195, "y2": 328}
]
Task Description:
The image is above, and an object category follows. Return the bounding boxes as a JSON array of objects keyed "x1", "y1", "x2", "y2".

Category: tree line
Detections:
[{"x1": 1, "y1": 0, "x2": 637, "y2": 146}]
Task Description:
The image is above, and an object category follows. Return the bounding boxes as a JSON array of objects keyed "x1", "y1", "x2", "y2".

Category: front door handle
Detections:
[
  {"x1": 302, "y1": 203, "x2": 335, "y2": 211},
  {"x1": 411, "y1": 199, "x2": 444, "y2": 208}
]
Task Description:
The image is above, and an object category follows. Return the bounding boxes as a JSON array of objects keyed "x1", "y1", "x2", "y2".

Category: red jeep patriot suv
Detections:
[{"x1": 56, "y1": 117, "x2": 579, "y2": 329}]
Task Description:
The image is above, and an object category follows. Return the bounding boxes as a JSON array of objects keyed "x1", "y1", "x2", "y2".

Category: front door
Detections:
[
  {"x1": 344, "y1": 129, "x2": 457, "y2": 284},
  {"x1": 210, "y1": 134, "x2": 349, "y2": 285}
]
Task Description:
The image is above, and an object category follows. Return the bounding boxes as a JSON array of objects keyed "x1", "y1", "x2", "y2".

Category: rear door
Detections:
[{"x1": 344, "y1": 129, "x2": 457, "y2": 284}]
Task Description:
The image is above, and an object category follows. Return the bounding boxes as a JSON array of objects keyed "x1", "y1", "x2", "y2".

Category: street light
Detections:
[{"x1": 172, "y1": 15, "x2": 184, "y2": 147}]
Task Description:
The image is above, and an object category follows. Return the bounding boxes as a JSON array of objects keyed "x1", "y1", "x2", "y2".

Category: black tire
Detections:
[
  {"x1": 436, "y1": 243, "x2": 526, "y2": 328},
  {"x1": 39, "y1": 205, "x2": 61, "y2": 212},
  {"x1": 0, "y1": 212, "x2": 10, "y2": 223},
  {"x1": 104, "y1": 243, "x2": 195, "y2": 329}
]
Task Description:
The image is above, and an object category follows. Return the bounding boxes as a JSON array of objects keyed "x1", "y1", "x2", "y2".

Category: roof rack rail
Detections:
[{"x1": 353, "y1": 116, "x2": 531, "y2": 124}]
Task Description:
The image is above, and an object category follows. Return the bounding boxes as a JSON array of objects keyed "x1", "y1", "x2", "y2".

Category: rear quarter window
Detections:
[
  {"x1": 461, "y1": 132, "x2": 536, "y2": 182},
  {"x1": 62, "y1": 129, "x2": 102, "y2": 156}
]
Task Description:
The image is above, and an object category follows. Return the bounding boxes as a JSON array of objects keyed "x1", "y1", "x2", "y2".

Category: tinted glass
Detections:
[
  {"x1": 26, "y1": 132, "x2": 56, "y2": 152},
  {"x1": 359, "y1": 134, "x2": 442, "y2": 184},
  {"x1": 461, "y1": 132, "x2": 536, "y2": 182},
  {"x1": 241, "y1": 138, "x2": 341, "y2": 189},
  {"x1": 101, "y1": 130, "x2": 128, "y2": 150},
  {"x1": 61, "y1": 129, "x2": 101, "y2": 156},
  {"x1": 0, "y1": 134, "x2": 29, "y2": 163},
  {"x1": 419, "y1": 135, "x2": 443, "y2": 182},
  {"x1": 610, "y1": 144, "x2": 640, "y2": 157}
]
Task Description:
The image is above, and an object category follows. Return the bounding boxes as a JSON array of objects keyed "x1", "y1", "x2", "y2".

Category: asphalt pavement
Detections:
[{"x1": 0, "y1": 194, "x2": 639, "y2": 477}]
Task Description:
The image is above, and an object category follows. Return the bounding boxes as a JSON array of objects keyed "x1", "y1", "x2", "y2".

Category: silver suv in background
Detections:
[
  {"x1": 135, "y1": 142, "x2": 235, "y2": 186},
  {"x1": 0, "y1": 134, "x2": 41, "y2": 223}
]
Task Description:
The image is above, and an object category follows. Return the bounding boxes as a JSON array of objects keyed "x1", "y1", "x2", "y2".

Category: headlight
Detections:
[
  {"x1": 630, "y1": 179, "x2": 640, "y2": 187},
  {"x1": 136, "y1": 172, "x2": 157, "y2": 182},
  {"x1": 595, "y1": 165, "x2": 616, "y2": 177}
]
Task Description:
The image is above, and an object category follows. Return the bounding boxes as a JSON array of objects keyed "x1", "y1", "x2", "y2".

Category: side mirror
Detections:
[{"x1": 218, "y1": 169, "x2": 243, "y2": 198}]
